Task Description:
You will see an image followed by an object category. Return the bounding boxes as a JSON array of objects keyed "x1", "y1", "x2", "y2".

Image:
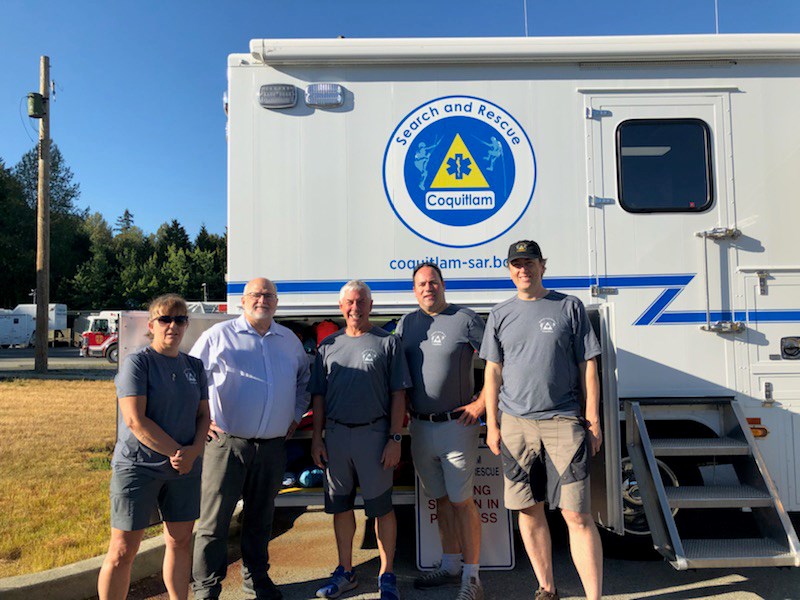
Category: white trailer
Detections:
[
  {"x1": 225, "y1": 34, "x2": 800, "y2": 568},
  {"x1": 0, "y1": 303, "x2": 67, "y2": 347},
  {"x1": 0, "y1": 311, "x2": 34, "y2": 347},
  {"x1": 10, "y1": 303, "x2": 67, "y2": 330}
]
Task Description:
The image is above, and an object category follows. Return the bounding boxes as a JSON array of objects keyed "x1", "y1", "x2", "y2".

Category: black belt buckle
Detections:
[{"x1": 414, "y1": 409, "x2": 461, "y2": 423}]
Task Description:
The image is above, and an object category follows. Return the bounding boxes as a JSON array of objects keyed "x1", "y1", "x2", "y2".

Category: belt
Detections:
[
  {"x1": 225, "y1": 432, "x2": 282, "y2": 443},
  {"x1": 328, "y1": 416, "x2": 386, "y2": 428},
  {"x1": 411, "y1": 409, "x2": 463, "y2": 423}
]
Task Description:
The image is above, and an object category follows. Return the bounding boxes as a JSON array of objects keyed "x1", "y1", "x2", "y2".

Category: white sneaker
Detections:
[{"x1": 455, "y1": 576, "x2": 483, "y2": 600}]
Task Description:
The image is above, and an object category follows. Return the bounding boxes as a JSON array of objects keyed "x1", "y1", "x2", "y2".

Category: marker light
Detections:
[
  {"x1": 258, "y1": 84, "x2": 296, "y2": 109},
  {"x1": 745, "y1": 418, "x2": 769, "y2": 437},
  {"x1": 305, "y1": 83, "x2": 345, "y2": 108}
]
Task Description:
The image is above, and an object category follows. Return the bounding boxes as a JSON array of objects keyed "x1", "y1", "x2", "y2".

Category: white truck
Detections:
[
  {"x1": 221, "y1": 34, "x2": 800, "y2": 569},
  {"x1": 0, "y1": 303, "x2": 67, "y2": 347},
  {"x1": 80, "y1": 310, "x2": 120, "y2": 362}
]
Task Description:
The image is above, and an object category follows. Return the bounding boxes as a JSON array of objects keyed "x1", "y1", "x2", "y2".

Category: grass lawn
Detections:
[{"x1": 0, "y1": 378, "x2": 124, "y2": 577}]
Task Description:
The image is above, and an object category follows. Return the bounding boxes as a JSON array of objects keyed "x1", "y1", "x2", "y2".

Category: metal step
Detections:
[
  {"x1": 650, "y1": 436, "x2": 750, "y2": 457},
  {"x1": 665, "y1": 485, "x2": 772, "y2": 509},
  {"x1": 680, "y1": 538, "x2": 796, "y2": 569},
  {"x1": 625, "y1": 399, "x2": 800, "y2": 569}
]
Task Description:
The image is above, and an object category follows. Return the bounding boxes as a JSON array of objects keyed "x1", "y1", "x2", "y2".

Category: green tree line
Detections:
[{"x1": 0, "y1": 143, "x2": 226, "y2": 310}]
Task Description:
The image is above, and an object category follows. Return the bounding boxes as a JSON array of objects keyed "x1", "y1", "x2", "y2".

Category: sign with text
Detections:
[{"x1": 415, "y1": 442, "x2": 515, "y2": 570}]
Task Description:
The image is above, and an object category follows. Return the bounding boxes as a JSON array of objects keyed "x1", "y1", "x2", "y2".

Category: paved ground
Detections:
[
  {"x1": 0, "y1": 347, "x2": 115, "y2": 378},
  {"x1": 121, "y1": 507, "x2": 799, "y2": 600},
  {"x1": 5, "y1": 349, "x2": 797, "y2": 599}
]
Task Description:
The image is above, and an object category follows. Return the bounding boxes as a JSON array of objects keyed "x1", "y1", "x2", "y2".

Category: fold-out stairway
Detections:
[{"x1": 625, "y1": 398, "x2": 800, "y2": 569}]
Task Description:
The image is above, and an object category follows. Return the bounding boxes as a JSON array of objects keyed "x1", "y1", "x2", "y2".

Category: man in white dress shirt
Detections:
[{"x1": 191, "y1": 278, "x2": 310, "y2": 600}]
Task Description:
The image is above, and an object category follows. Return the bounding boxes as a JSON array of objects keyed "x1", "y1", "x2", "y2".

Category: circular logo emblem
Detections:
[{"x1": 383, "y1": 96, "x2": 536, "y2": 248}]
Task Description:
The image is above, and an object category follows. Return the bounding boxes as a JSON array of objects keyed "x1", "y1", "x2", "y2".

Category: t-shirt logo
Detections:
[
  {"x1": 184, "y1": 368, "x2": 198, "y2": 384},
  {"x1": 362, "y1": 349, "x2": 378, "y2": 364},
  {"x1": 429, "y1": 331, "x2": 446, "y2": 346},
  {"x1": 539, "y1": 318, "x2": 557, "y2": 333}
]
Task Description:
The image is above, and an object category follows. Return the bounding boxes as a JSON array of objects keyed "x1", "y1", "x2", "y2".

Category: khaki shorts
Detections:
[
  {"x1": 499, "y1": 413, "x2": 590, "y2": 514},
  {"x1": 409, "y1": 418, "x2": 480, "y2": 504}
]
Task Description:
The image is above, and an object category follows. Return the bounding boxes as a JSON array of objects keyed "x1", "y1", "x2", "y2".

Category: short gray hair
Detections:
[{"x1": 339, "y1": 279, "x2": 372, "y2": 301}]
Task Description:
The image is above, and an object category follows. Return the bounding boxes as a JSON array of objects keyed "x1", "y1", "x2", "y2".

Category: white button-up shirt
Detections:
[{"x1": 190, "y1": 315, "x2": 310, "y2": 439}]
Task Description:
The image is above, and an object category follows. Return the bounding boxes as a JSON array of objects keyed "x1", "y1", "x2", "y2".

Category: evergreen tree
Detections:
[
  {"x1": 114, "y1": 209, "x2": 135, "y2": 233},
  {"x1": 155, "y1": 219, "x2": 191, "y2": 259},
  {"x1": 163, "y1": 245, "x2": 190, "y2": 298},
  {"x1": 0, "y1": 160, "x2": 35, "y2": 307},
  {"x1": 12, "y1": 142, "x2": 83, "y2": 215}
]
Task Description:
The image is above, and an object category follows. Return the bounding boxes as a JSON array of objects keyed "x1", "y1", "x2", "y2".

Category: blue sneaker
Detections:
[
  {"x1": 316, "y1": 566, "x2": 358, "y2": 598},
  {"x1": 378, "y1": 572, "x2": 400, "y2": 600}
]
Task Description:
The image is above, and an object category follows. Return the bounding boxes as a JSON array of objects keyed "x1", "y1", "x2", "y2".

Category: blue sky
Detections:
[{"x1": 2, "y1": 0, "x2": 799, "y2": 238}]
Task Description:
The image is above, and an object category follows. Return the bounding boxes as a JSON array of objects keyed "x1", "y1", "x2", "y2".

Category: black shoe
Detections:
[
  {"x1": 254, "y1": 574, "x2": 283, "y2": 600},
  {"x1": 534, "y1": 587, "x2": 559, "y2": 600}
]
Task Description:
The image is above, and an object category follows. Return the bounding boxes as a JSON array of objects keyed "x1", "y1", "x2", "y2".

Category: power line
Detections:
[
  {"x1": 523, "y1": 0, "x2": 529, "y2": 37},
  {"x1": 18, "y1": 96, "x2": 37, "y2": 144}
]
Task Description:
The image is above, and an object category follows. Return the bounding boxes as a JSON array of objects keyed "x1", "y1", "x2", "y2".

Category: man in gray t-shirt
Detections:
[
  {"x1": 481, "y1": 240, "x2": 603, "y2": 600},
  {"x1": 396, "y1": 262, "x2": 486, "y2": 598},
  {"x1": 310, "y1": 280, "x2": 410, "y2": 600}
]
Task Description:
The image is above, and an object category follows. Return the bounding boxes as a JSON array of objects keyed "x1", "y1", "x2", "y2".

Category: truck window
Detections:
[
  {"x1": 92, "y1": 319, "x2": 109, "y2": 333},
  {"x1": 616, "y1": 118, "x2": 713, "y2": 213}
]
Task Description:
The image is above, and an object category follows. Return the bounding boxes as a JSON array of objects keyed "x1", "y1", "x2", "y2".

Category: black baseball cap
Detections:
[{"x1": 507, "y1": 240, "x2": 543, "y2": 262}]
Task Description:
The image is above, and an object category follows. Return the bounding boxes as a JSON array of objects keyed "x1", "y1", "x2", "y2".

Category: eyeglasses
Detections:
[
  {"x1": 245, "y1": 292, "x2": 278, "y2": 301},
  {"x1": 153, "y1": 315, "x2": 189, "y2": 325}
]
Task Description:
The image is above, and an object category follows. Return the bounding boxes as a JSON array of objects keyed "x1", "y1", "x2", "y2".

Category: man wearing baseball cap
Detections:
[{"x1": 480, "y1": 240, "x2": 603, "y2": 600}]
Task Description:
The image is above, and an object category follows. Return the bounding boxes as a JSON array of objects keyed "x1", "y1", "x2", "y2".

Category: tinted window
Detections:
[{"x1": 616, "y1": 119, "x2": 713, "y2": 212}]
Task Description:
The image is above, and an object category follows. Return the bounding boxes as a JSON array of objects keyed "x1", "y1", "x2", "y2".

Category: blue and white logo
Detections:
[{"x1": 383, "y1": 95, "x2": 536, "y2": 248}]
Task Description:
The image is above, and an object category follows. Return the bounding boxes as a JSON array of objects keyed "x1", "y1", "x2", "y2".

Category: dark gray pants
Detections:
[{"x1": 192, "y1": 433, "x2": 285, "y2": 599}]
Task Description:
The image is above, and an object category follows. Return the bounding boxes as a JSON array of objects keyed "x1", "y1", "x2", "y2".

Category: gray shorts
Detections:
[
  {"x1": 324, "y1": 419, "x2": 394, "y2": 518},
  {"x1": 499, "y1": 414, "x2": 590, "y2": 514},
  {"x1": 110, "y1": 467, "x2": 201, "y2": 531},
  {"x1": 409, "y1": 418, "x2": 480, "y2": 503}
]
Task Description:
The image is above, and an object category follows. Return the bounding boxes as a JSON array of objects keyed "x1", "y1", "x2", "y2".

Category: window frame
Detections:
[{"x1": 615, "y1": 117, "x2": 714, "y2": 214}]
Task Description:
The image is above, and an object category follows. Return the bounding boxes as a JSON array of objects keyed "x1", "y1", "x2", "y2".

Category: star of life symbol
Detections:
[
  {"x1": 383, "y1": 95, "x2": 536, "y2": 248},
  {"x1": 362, "y1": 349, "x2": 378, "y2": 364},
  {"x1": 429, "y1": 331, "x2": 446, "y2": 346},
  {"x1": 446, "y1": 154, "x2": 472, "y2": 179},
  {"x1": 184, "y1": 368, "x2": 198, "y2": 384},
  {"x1": 539, "y1": 318, "x2": 557, "y2": 333}
]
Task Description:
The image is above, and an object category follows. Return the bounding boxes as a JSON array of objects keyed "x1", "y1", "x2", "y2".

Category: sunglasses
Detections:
[{"x1": 153, "y1": 315, "x2": 189, "y2": 325}]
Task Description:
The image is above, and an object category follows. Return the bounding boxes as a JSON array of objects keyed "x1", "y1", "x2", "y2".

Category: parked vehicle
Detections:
[
  {"x1": 80, "y1": 310, "x2": 120, "y2": 363},
  {"x1": 219, "y1": 34, "x2": 800, "y2": 568},
  {"x1": 0, "y1": 304, "x2": 67, "y2": 347}
]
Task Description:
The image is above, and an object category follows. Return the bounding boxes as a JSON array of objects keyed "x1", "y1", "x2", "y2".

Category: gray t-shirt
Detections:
[
  {"x1": 113, "y1": 347, "x2": 208, "y2": 477},
  {"x1": 396, "y1": 304, "x2": 485, "y2": 414},
  {"x1": 309, "y1": 327, "x2": 411, "y2": 424},
  {"x1": 480, "y1": 291, "x2": 600, "y2": 420}
]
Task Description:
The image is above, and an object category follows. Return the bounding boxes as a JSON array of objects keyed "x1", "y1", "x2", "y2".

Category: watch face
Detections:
[{"x1": 391, "y1": 433, "x2": 403, "y2": 442}]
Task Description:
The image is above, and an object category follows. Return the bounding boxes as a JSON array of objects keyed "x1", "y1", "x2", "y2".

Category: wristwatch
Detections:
[{"x1": 389, "y1": 433, "x2": 403, "y2": 443}]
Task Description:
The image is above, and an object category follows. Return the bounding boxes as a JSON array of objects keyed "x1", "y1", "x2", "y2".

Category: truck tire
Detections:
[
  {"x1": 601, "y1": 456, "x2": 703, "y2": 559},
  {"x1": 107, "y1": 344, "x2": 119, "y2": 364}
]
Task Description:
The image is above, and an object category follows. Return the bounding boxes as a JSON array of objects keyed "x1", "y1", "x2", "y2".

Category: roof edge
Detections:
[{"x1": 246, "y1": 34, "x2": 800, "y2": 66}]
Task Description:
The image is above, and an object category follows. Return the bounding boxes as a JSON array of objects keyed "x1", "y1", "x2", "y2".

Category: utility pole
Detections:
[{"x1": 34, "y1": 56, "x2": 50, "y2": 373}]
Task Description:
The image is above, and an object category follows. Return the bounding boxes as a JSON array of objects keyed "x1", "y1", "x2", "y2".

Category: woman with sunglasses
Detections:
[{"x1": 98, "y1": 294, "x2": 211, "y2": 600}]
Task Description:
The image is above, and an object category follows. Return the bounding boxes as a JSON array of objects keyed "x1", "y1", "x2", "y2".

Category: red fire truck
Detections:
[{"x1": 80, "y1": 310, "x2": 120, "y2": 363}]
